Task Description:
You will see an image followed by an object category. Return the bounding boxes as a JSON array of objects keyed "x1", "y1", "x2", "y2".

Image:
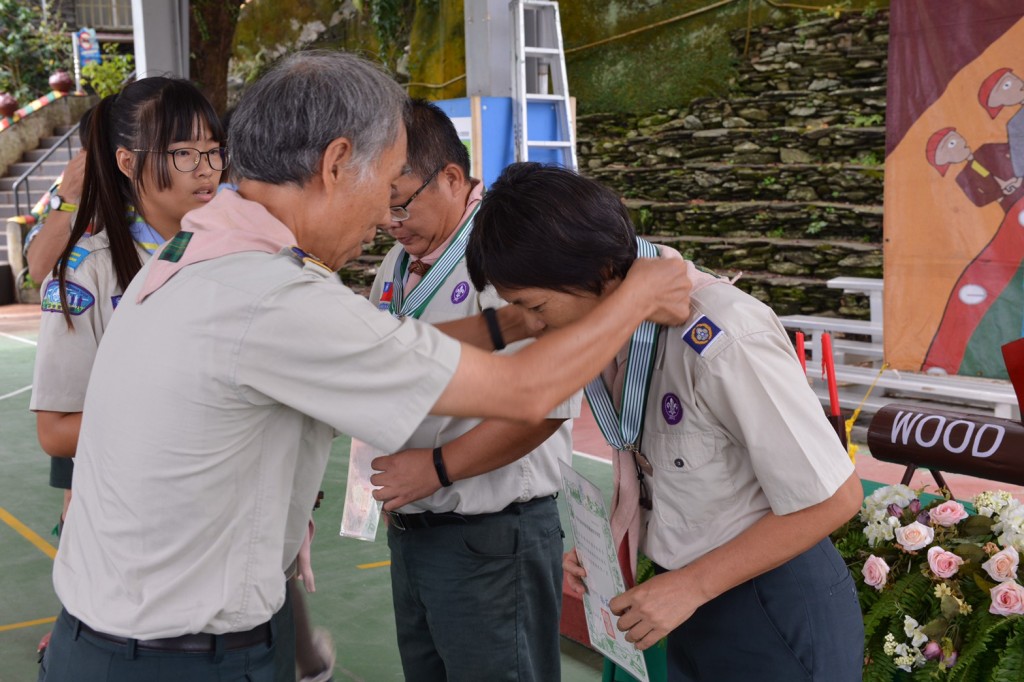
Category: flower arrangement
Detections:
[{"x1": 831, "y1": 484, "x2": 1024, "y2": 680}]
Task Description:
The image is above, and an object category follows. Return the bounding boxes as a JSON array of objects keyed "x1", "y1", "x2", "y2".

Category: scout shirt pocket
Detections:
[{"x1": 645, "y1": 430, "x2": 735, "y2": 531}]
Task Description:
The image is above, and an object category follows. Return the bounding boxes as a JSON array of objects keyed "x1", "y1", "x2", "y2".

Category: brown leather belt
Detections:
[{"x1": 70, "y1": 611, "x2": 272, "y2": 653}]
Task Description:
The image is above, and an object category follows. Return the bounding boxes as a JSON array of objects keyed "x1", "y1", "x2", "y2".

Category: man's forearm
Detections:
[
  {"x1": 434, "y1": 306, "x2": 532, "y2": 350},
  {"x1": 443, "y1": 418, "x2": 564, "y2": 481}
]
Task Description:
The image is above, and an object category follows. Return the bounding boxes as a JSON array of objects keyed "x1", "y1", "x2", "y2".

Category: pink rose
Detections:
[
  {"x1": 982, "y1": 546, "x2": 1020, "y2": 583},
  {"x1": 895, "y1": 521, "x2": 935, "y2": 551},
  {"x1": 922, "y1": 641, "x2": 942, "y2": 660},
  {"x1": 862, "y1": 554, "x2": 889, "y2": 590},
  {"x1": 929, "y1": 500, "x2": 969, "y2": 527},
  {"x1": 989, "y1": 581, "x2": 1024, "y2": 616},
  {"x1": 927, "y1": 545, "x2": 964, "y2": 578}
]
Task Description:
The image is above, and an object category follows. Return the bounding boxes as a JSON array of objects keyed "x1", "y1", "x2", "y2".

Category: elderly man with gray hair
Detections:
[{"x1": 38, "y1": 51, "x2": 691, "y2": 682}]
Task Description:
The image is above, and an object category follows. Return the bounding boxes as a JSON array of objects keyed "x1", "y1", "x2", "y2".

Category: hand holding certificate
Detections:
[
  {"x1": 340, "y1": 438, "x2": 385, "y2": 541},
  {"x1": 559, "y1": 461, "x2": 650, "y2": 682}
]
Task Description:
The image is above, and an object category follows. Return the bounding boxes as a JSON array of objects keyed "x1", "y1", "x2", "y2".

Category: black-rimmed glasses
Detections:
[
  {"x1": 389, "y1": 166, "x2": 442, "y2": 222},
  {"x1": 133, "y1": 147, "x2": 229, "y2": 173}
]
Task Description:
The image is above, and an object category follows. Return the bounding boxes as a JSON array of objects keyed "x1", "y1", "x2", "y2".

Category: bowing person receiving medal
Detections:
[{"x1": 463, "y1": 163, "x2": 865, "y2": 682}]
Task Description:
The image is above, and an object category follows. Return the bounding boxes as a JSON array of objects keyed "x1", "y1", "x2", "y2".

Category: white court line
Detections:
[
  {"x1": 0, "y1": 385, "x2": 32, "y2": 401},
  {"x1": 0, "y1": 331, "x2": 37, "y2": 346},
  {"x1": 573, "y1": 449, "x2": 611, "y2": 465}
]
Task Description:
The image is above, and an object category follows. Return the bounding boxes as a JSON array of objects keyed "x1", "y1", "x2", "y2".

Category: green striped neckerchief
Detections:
[
  {"x1": 387, "y1": 203, "x2": 481, "y2": 320},
  {"x1": 584, "y1": 237, "x2": 662, "y2": 455}
]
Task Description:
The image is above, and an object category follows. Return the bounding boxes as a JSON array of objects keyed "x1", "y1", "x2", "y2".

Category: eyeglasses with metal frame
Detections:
[{"x1": 389, "y1": 166, "x2": 443, "y2": 222}]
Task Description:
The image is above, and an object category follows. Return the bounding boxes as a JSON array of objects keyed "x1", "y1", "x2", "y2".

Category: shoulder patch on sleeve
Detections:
[
  {"x1": 682, "y1": 315, "x2": 723, "y2": 355},
  {"x1": 40, "y1": 280, "x2": 95, "y2": 315},
  {"x1": 65, "y1": 245, "x2": 91, "y2": 270}
]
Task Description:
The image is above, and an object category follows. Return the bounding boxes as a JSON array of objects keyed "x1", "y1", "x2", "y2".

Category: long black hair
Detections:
[{"x1": 54, "y1": 77, "x2": 223, "y2": 326}]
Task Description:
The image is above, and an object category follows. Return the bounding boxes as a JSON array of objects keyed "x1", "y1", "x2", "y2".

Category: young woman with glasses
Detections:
[{"x1": 31, "y1": 75, "x2": 225, "y2": 544}]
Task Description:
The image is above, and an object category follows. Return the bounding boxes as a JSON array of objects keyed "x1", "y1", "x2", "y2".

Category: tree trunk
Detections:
[{"x1": 189, "y1": 0, "x2": 242, "y2": 115}]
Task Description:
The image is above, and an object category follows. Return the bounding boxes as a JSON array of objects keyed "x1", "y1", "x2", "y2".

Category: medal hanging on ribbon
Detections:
[
  {"x1": 584, "y1": 237, "x2": 662, "y2": 507},
  {"x1": 388, "y1": 203, "x2": 481, "y2": 320}
]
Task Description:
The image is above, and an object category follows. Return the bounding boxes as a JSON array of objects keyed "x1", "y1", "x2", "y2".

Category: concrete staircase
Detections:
[{"x1": 0, "y1": 126, "x2": 81, "y2": 303}]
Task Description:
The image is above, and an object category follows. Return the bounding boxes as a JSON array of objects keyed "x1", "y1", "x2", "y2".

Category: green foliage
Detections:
[
  {"x1": 806, "y1": 219, "x2": 828, "y2": 235},
  {"x1": 369, "y1": 0, "x2": 415, "y2": 71},
  {"x1": 0, "y1": 0, "x2": 72, "y2": 103},
  {"x1": 81, "y1": 44, "x2": 135, "y2": 99},
  {"x1": 854, "y1": 151, "x2": 882, "y2": 166},
  {"x1": 852, "y1": 113, "x2": 884, "y2": 127}
]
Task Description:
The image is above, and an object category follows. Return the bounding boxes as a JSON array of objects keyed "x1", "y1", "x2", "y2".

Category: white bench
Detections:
[
  {"x1": 827, "y1": 276, "x2": 884, "y2": 341},
  {"x1": 779, "y1": 314, "x2": 883, "y2": 366},
  {"x1": 804, "y1": 360, "x2": 1020, "y2": 420}
]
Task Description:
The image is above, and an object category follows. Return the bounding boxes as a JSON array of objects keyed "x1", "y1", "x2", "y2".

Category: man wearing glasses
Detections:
[
  {"x1": 368, "y1": 99, "x2": 579, "y2": 681},
  {"x1": 41, "y1": 52, "x2": 691, "y2": 681}
]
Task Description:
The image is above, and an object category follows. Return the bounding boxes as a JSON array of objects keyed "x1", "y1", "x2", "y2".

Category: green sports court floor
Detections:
[{"x1": 0, "y1": 305, "x2": 608, "y2": 682}]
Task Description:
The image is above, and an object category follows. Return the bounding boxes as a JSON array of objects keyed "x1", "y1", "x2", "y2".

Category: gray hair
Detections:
[{"x1": 229, "y1": 50, "x2": 408, "y2": 186}]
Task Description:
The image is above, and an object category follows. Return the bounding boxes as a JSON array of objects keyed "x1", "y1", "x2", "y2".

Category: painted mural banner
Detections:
[{"x1": 885, "y1": 1, "x2": 1024, "y2": 379}]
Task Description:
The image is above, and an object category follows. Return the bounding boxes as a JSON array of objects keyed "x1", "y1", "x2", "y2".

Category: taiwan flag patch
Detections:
[
  {"x1": 378, "y1": 282, "x2": 394, "y2": 311},
  {"x1": 682, "y1": 316, "x2": 722, "y2": 355}
]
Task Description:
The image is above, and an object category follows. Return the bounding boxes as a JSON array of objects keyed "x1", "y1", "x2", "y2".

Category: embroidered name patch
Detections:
[
  {"x1": 451, "y1": 281, "x2": 470, "y2": 304},
  {"x1": 661, "y1": 392, "x2": 684, "y2": 425},
  {"x1": 159, "y1": 231, "x2": 193, "y2": 262},
  {"x1": 41, "y1": 280, "x2": 95, "y2": 315},
  {"x1": 66, "y1": 246, "x2": 91, "y2": 270},
  {"x1": 378, "y1": 282, "x2": 394, "y2": 311},
  {"x1": 682, "y1": 316, "x2": 722, "y2": 355}
]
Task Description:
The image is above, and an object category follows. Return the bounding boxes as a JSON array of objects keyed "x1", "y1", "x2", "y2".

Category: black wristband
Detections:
[
  {"x1": 482, "y1": 307, "x2": 506, "y2": 351},
  {"x1": 433, "y1": 446, "x2": 453, "y2": 487}
]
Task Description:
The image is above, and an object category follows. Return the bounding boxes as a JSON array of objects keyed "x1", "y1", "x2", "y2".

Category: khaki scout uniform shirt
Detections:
[
  {"x1": 635, "y1": 274, "x2": 854, "y2": 570},
  {"x1": 369, "y1": 239, "x2": 581, "y2": 515},
  {"x1": 31, "y1": 230, "x2": 150, "y2": 413},
  {"x1": 54, "y1": 192, "x2": 461, "y2": 640}
]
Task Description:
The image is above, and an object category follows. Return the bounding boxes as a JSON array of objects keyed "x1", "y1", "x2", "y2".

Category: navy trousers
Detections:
[{"x1": 658, "y1": 537, "x2": 864, "y2": 682}]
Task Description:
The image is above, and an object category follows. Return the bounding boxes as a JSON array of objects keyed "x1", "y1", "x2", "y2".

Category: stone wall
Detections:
[
  {"x1": 340, "y1": 9, "x2": 890, "y2": 314},
  {"x1": 578, "y1": 11, "x2": 889, "y2": 318}
]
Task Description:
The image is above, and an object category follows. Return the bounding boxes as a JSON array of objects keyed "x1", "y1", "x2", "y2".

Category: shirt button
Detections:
[{"x1": 674, "y1": 458, "x2": 685, "y2": 468}]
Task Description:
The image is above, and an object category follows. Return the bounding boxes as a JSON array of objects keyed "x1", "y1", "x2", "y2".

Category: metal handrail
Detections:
[{"x1": 11, "y1": 123, "x2": 80, "y2": 217}]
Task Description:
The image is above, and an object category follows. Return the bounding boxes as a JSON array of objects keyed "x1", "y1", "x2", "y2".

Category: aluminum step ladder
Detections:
[{"x1": 510, "y1": 0, "x2": 577, "y2": 171}]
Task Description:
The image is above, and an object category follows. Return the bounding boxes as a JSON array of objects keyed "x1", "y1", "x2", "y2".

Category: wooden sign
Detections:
[{"x1": 867, "y1": 404, "x2": 1024, "y2": 485}]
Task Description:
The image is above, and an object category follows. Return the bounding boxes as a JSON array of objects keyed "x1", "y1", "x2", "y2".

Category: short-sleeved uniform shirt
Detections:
[
  {"x1": 369, "y1": 245, "x2": 581, "y2": 515},
  {"x1": 31, "y1": 230, "x2": 149, "y2": 414},
  {"x1": 636, "y1": 275, "x2": 854, "y2": 570},
  {"x1": 31, "y1": 231, "x2": 150, "y2": 489},
  {"x1": 53, "y1": 192, "x2": 462, "y2": 640}
]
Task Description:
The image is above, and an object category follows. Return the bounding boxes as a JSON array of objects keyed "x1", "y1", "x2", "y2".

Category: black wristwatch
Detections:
[{"x1": 49, "y1": 194, "x2": 77, "y2": 213}]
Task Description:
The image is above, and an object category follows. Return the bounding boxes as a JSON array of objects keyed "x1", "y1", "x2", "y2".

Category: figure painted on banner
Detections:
[
  {"x1": 30, "y1": 76, "x2": 225, "y2": 662},
  {"x1": 923, "y1": 126, "x2": 1024, "y2": 378},
  {"x1": 926, "y1": 127, "x2": 1023, "y2": 209},
  {"x1": 367, "y1": 99, "x2": 580, "y2": 682},
  {"x1": 37, "y1": 51, "x2": 691, "y2": 682},
  {"x1": 979, "y1": 67, "x2": 1024, "y2": 179},
  {"x1": 465, "y1": 163, "x2": 864, "y2": 682}
]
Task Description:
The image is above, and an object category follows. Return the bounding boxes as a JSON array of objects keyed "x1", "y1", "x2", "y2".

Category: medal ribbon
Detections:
[
  {"x1": 584, "y1": 237, "x2": 661, "y2": 451},
  {"x1": 388, "y1": 203, "x2": 480, "y2": 320}
]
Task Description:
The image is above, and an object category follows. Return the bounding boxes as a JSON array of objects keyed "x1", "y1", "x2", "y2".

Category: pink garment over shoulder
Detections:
[{"x1": 136, "y1": 190, "x2": 295, "y2": 303}]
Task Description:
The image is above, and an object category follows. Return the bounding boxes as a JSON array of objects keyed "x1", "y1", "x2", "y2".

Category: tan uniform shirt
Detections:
[
  {"x1": 54, "y1": 196, "x2": 461, "y2": 640},
  {"x1": 369, "y1": 244, "x2": 580, "y2": 515},
  {"x1": 634, "y1": 273, "x2": 854, "y2": 570},
  {"x1": 31, "y1": 230, "x2": 150, "y2": 413}
]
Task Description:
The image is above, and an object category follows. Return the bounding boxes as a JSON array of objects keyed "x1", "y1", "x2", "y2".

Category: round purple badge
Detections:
[
  {"x1": 451, "y1": 281, "x2": 470, "y2": 304},
  {"x1": 661, "y1": 393, "x2": 683, "y2": 425}
]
